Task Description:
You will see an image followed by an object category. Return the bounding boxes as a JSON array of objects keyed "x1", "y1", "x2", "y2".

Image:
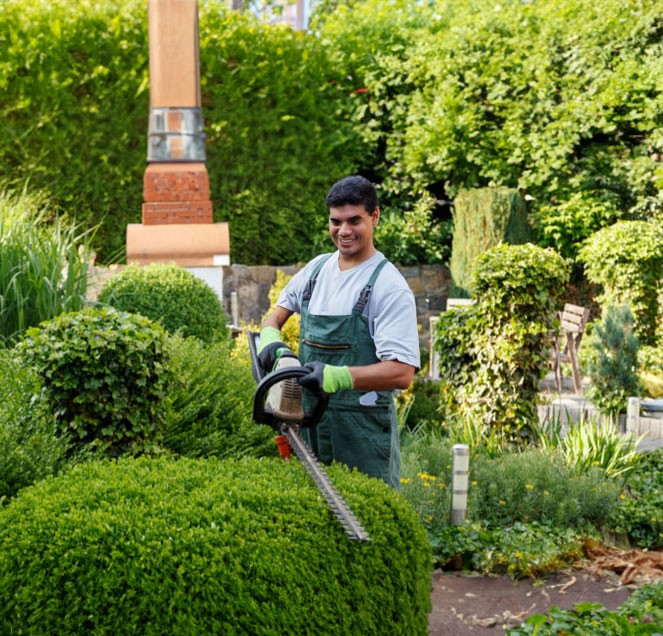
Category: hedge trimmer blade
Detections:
[{"x1": 283, "y1": 425, "x2": 371, "y2": 542}]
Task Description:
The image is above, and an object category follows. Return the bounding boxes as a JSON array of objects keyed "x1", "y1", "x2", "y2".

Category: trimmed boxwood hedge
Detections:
[
  {"x1": 0, "y1": 456, "x2": 431, "y2": 635},
  {"x1": 98, "y1": 263, "x2": 229, "y2": 343},
  {"x1": 16, "y1": 307, "x2": 170, "y2": 457}
]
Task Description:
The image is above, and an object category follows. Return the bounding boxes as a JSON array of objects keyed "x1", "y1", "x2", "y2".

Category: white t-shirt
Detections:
[{"x1": 277, "y1": 251, "x2": 421, "y2": 369}]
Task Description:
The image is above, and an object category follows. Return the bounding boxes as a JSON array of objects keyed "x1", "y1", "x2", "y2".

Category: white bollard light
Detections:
[{"x1": 450, "y1": 444, "x2": 470, "y2": 526}]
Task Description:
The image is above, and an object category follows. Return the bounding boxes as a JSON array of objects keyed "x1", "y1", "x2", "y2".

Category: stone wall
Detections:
[{"x1": 222, "y1": 262, "x2": 452, "y2": 347}]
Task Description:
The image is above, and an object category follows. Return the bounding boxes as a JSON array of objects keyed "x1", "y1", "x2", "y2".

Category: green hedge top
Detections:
[
  {"x1": 0, "y1": 456, "x2": 432, "y2": 635},
  {"x1": 98, "y1": 263, "x2": 229, "y2": 342}
]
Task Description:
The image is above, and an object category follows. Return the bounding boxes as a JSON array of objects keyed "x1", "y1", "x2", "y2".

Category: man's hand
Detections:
[
  {"x1": 299, "y1": 361, "x2": 353, "y2": 394},
  {"x1": 257, "y1": 327, "x2": 295, "y2": 373}
]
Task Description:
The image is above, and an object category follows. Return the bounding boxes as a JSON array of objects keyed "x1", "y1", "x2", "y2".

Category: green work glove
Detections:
[
  {"x1": 257, "y1": 327, "x2": 294, "y2": 374},
  {"x1": 299, "y1": 361, "x2": 353, "y2": 394},
  {"x1": 257, "y1": 326, "x2": 281, "y2": 354}
]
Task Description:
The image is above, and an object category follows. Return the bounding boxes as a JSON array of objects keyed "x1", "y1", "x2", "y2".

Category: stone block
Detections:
[
  {"x1": 249, "y1": 266, "x2": 278, "y2": 285},
  {"x1": 421, "y1": 265, "x2": 451, "y2": 294}
]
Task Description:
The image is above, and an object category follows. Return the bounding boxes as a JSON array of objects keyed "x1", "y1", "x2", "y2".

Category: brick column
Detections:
[
  {"x1": 142, "y1": 0, "x2": 211, "y2": 224},
  {"x1": 127, "y1": 0, "x2": 230, "y2": 294}
]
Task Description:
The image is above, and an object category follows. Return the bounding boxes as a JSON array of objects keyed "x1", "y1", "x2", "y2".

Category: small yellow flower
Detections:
[
  {"x1": 592, "y1": 460, "x2": 600, "y2": 466},
  {"x1": 425, "y1": 516, "x2": 433, "y2": 523},
  {"x1": 515, "y1": 552, "x2": 522, "y2": 558},
  {"x1": 499, "y1": 500, "x2": 506, "y2": 505},
  {"x1": 620, "y1": 493, "x2": 627, "y2": 500},
  {"x1": 525, "y1": 484, "x2": 534, "y2": 490},
  {"x1": 423, "y1": 482, "x2": 431, "y2": 488},
  {"x1": 651, "y1": 517, "x2": 657, "y2": 522},
  {"x1": 471, "y1": 480, "x2": 478, "y2": 486},
  {"x1": 400, "y1": 478, "x2": 411, "y2": 485},
  {"x1": 544, "y1": 490, "x2": 550, "y2": 496}
]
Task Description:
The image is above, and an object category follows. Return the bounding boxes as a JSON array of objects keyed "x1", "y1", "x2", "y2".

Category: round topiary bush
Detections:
[
  {"x1": 0, "y1": 456, "x2": 432, "y2": 635},
  {"x1": 98, "y1": 263, "x2": 229, "y2": 343},
  {"x1": 16, "y1": 307, "x2": 170, "y2": 456}
]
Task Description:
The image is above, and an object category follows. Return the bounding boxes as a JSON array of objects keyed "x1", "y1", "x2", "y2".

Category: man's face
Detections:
[{"x1": 328, "y1": 204, "x2": 379, "y2": 265}]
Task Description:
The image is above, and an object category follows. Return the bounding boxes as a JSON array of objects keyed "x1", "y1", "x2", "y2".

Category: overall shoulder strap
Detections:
[
  {"x1": 302, "y1": 253, "x2": 334, "y2": 302},
  {"x1": 353, "y1": 258, "x2": 389, "y2": 314}
]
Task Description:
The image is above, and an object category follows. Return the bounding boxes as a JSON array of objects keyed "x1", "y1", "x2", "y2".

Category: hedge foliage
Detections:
[
  {"x1": 435, "y1": 244, "x2": 570, "y2": 439},
  {"x1": 0, "y1": 0, "x2": 363, "y2": 264},
  {"x1": 0, "y1": 348, "x2": 68, "y2": 502},
  {"x1": 16, "y1": 307, "x2": 170, "y2": 456},
  {"x1": 0, "y1": 0, "x2": 148, "y2": 263},
  {"x1": 0, "y1": 456, "x2": 432, "y2": 635},
  {"x1": 1, "y1": 0, "x2": 660, "y2": 266},
  {"x1": 98, "y1": 263, "x2": 229, "y2": 343},
  {"x1": 449, "y1": 188, "x2": 530, "y2": 296},
  {"x1": 162, "y1": 334, "x2": 275, "y2": 460},
  {"x1": 578, "y1": 220, "x2": 663, "y2": 346}
]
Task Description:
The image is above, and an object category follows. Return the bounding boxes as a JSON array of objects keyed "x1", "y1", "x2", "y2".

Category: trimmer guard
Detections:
[{"x1": 252, "y1": 366, "x2": 328, "y2": 430}]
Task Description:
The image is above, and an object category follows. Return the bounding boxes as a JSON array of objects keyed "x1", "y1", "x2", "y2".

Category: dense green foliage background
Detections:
[{"x1": 0, "y1": 0, "x2": 660, "y2": 265}]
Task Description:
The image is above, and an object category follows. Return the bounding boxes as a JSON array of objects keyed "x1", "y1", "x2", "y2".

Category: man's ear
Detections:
[{"x1": 372, "y1": 207, "x2": 380, "y2": 226}]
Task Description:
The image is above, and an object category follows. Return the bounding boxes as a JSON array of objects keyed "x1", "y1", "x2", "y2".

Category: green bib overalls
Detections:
[{"x1": 299, "y1": 255, "x2": 401, "y2": 489}]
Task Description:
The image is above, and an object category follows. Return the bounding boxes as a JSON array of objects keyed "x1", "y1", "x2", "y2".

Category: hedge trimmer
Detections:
[{"x1": 248, "y1": 331, "x2": 371, "y2": 542}]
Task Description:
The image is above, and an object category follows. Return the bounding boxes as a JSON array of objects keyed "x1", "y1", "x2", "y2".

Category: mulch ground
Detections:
[{"x1": 427, "y1": 546, "x2": 663, "y2": 634}]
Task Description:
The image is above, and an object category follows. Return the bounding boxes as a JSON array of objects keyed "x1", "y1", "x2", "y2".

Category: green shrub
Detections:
[
  {"x1": 401, "y1": 378, "x2": 443, "y2": 430},
  {"x1": 429, "y1": 521, "x2": 586, "y2": 578},
  {"x1": 585, "y1": 305, "x2": 642, "y2": 417},
  {"x1": 508, "y1": 581, "x2": 663, "y2": 634},
  {"x1": 0, "y1": 188, "x2": 90, "y2": 345},
  {"x1": 578, "y1": 221, "x2": 663, "y2": 347},
  {"x1": 0, "y1": 456, "x2": 432, "y2": 635},
  {"x1": 392, "y1": 0, "x2": 662, "y2": 233},
  {"x1": 98, "y1": 263, "x2": 229, "y2": 343},
  {"x1": 375, "y1": 194, "x2": 452, "y2": 266},
  {"x1": 638, "y1": 342, "x2": 663, "y2": 398},
  {"x1": 469, "y1": 449, "x2": 620, "y2": 530},
  {"x1": 619, "y1": 581, "x2": 663, "y2": 626},
  {"x1": 0, "y1": 347, "x2": 69, "y2": 502},
  {"x1": 16, "y1": 307, "x2": 170, "y2": 456},
  {"x1": 0, "y1": 0, "x2": 149, "y2": 263},
  {"x1": 534, "y1": 191, "x2": 620, "y2": 261},
  {"x1": 562, "y1": 415, "x2": 642, "y2": 482},
  {"x1": 449, "y1": 188, "x2": 531, "y2": 296},
  {"x1": 609, "y1": 449, "x2": 663, "y2": 549},
  {"x1": 400, "y1": 427, "x2": 453, "y2": 534},
  {"x1": 435, "y1": 243, "x2": 570, "y2": 441},
  {"x1": 162, "y1": 335, "x2": 274, "y2": 459}
]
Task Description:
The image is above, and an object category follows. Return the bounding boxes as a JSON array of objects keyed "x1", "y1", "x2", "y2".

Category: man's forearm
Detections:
[
  {"x1": 261, "y1": 305, "x2": 293, "y2": 331},
  {"x1": 349, "y1": 360, "x2": 415, "y2": 391}
]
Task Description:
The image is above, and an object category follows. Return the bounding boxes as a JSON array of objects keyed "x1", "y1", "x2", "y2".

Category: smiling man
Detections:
[{"x1": 257, "y1": 175, "x2": 420, "y2": 489}]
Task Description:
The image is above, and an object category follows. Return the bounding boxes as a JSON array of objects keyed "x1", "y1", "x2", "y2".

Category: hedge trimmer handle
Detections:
[{"x1": 252, "y1": 365, "x2": 328, "y2": 430}]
